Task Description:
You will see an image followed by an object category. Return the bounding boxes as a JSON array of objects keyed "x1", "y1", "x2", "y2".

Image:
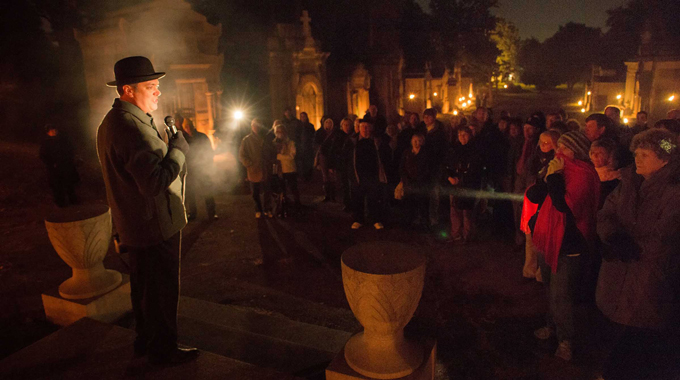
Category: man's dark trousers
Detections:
[
  {"x1": 128, "y1": 232, "x2": 181, "y2": 357},
  {"x1": 352, "y1": 179, "x2": 383, "y2": 224}
]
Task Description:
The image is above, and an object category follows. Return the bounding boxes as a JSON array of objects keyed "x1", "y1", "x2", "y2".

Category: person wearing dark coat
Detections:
[
  {"x1": 337, "y1": 117, "x2": 356, "y2": 211},
  {"x1": 363, "y1": 104, "x2": 388, "y2": 138},
  {"x1": 444, "y1": 126, "x2": 482, "y2": 242},
  {"x1": 350, "y1": 119, "x2": 390, "y2": 230},
  {"x1": 422, "y1": 108, "x2": 450, "y2": 229},
  {"x1": 316, "y1": 117, "x2": 344, "y2": 201},
  {"x1": 400, "y1": 133, "x2": 430, "y2": 229},
  {"x1": 40, "y1": 124, "x2": 79, "y2": 207},
  {"x1": 596, "y1": 128, "x2": 680, "y2": 380},
  {"x1": 96, "y1": 56, "x2": 198, "y2": 365},
  {"x1": 298, "y1": 112, "x2": 316, "y2": 181},
  {"x1": 182, "y1": 118, "x2": 216, "y2": 221}
]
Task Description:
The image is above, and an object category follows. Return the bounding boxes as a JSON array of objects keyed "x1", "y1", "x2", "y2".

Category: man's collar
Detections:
[{"x1": 113, "y1": 98, "x2": 154, "y2": 125}]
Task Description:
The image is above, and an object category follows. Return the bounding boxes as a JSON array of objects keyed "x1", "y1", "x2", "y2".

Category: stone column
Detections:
[{"x1": 206, "y1": 91, "x2": 215, "y2": 131}]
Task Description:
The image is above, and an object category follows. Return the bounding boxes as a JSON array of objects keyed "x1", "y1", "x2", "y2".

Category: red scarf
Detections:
[{"x1": 532, "y1": 154, "x2": 600, "y2": 273}]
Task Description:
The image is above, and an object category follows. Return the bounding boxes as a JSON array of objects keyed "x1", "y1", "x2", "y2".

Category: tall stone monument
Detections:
[{"x1": 268, "y1": 11, "x2": 329, "y2": 129}]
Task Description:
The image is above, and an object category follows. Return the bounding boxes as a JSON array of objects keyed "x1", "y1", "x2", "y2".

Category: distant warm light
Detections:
[
  {"x1": 623, "y1": 118, "x2": 629, "y2": 124},
  {"x1": 503, "y1": 84, "x2": 508, "y2": 89},
  {"x1": 466, "y1": 101, "x2": 471, "y2": 106},
  {"x1": 508, "y1": 74, "x2": 513, "y2": 80},
  {"x1": 453, "y1": 110, "x2": 458, "y2": 115},
  {"x1": 578, "y1": 100, "x2": 583, "y2": 106},
  {"x1": 581, "y1": 108, "x2": 586, "y2": 113},
  {"x1": 295, "y1": 106, "x2": 300, "y2": 110},
  {"x1": 233, "y1": 110, "x2": 244, "y2": 120},
  {"x1": 616, "y1": 94, "x2": 622, "y2": 100},
  {"x1": 670, "y1": 95, "x2": 676, "y2": 101},
  {"x1": 587, "y1": 91, "x2": 592, "y2": 96},
  {"x1": 409, "y1": 94, "x2": 415, "y2": 100},
  {"x1": 433, "y1": 92, "x2": 438, "y2": 97},
  {"x1": 469, "y1": 93, "x2": 473, "y2": 98}
]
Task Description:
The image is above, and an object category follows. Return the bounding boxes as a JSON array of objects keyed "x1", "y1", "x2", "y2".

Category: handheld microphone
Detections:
[{"x1": 164, "y1": 116, "x2": 178, "y2": 139}]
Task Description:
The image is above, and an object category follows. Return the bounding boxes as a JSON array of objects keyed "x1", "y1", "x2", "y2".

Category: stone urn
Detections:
[
  {"x1": 45, "y1": 204, "x2": 122, "y2": 300},
  {"x1": 341, "y1": 241, "x2": 426, "y2": 379}
]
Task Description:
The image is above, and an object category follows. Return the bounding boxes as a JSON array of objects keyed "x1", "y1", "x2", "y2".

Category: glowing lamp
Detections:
[
  {"x1": 616, "y1": 94, "x2": 622, "y2": 100},
  {"x1": 587, "y1": 91, "x2": 592, "y2": 96},
  {"x1": 578, "y1": 100, "x2": 583, "y2": 106},
  {"x1": 623, "y1": 118, "x2": 629, "y2": 124},
  {"x1": 453, "y1": 110, "x2": 458, "y2": 115},
  {"x1": 580, "y1": 108, "x2": 586, "y2": 113},
  {"x1": 433, "y1": 92, "x2": 438, "y2": 97},
  {"x1": 233, "y1": 110, "x2": 243, "y2": 120},
  {"x1": 503, "y1": 84, "x2": 508, "y2": 89},
  {"x1": 669, "y1": 95, "x2": 676, "y2": 102},
  {"x1": 409, "y1": 94, "x2": 415, "y2": 100}
]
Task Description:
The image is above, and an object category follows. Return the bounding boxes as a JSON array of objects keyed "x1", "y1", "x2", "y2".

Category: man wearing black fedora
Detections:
[{"x1": 96, "y1": 56, "x2": 198, "y2": 365}]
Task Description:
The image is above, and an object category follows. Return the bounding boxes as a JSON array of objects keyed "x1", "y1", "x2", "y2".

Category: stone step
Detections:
[
  {"x1": 0, "y1": 317, "x2": 301, "y2": 380},
  {"x1": 177, "y1": 296, "x2": 353, "y2": 375}
]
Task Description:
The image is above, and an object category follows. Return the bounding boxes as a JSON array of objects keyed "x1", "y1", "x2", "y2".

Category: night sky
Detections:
[{"x1": 418, "y1": 0, "x2": 631, "y2": 41}]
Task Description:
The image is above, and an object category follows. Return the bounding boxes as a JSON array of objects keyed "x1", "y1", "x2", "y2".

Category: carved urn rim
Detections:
[
  {"x1": 341, "y1": 241, "x2": 426, "y2": 276},
  {"x1": 45, "y1": 203, "x2": 110, "y2": 225}
]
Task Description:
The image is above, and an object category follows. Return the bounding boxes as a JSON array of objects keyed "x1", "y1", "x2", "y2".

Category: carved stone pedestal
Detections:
[
  {"x1": 337, "y1": 242, "x2": 429, "y2": 380},
  {"x1": 42, "y1": 204, "x2": 131, "y2": 326},
  {"x1": 42, "y1": 275, "x2": 131, "y2": 326},
  {"x1": 326, "y1": 338, "x2": 436, "y2": 380},
  {"x1": 44, "y1": 204, "x2": 121, "y2": 300}
]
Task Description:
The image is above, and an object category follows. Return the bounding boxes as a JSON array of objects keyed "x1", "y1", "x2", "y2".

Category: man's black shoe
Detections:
[{"x1": 149, "y1": 347, "x2": 199, "y2": 366}]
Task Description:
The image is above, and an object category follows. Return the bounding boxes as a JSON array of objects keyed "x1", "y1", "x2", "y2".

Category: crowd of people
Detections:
[{"x1": 236, "y1": 103, "x2": 680, "y2": 379}]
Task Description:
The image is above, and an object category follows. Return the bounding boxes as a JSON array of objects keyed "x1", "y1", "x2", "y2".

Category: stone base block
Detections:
[
  {"x1": 42, "y1": 275, "x2": 132, "y2": 326},
  {"x1": 326, "y1": 338, "x2": 436, "y2": 380}
]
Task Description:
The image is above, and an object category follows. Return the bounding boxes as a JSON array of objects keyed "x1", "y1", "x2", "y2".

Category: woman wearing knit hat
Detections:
[{"x1": 526, "y1": 130, "x2": 600, "y2": 361}]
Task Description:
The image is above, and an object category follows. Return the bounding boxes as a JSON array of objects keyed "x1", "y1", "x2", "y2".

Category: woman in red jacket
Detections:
[{"x1": 527, "y1": 131, "x2": 599, "y2": 362}]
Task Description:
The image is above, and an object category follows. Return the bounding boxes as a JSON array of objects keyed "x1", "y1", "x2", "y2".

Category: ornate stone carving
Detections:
[
  {"x1": 341, "y1": 242, "x2": 426, "y2": 379},
  {"x1": 45, "y1": 204, "x2": 122, "y2": 300}
]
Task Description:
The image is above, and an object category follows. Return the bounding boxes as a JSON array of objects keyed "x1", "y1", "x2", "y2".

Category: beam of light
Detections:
[
  {"x1": 403, "y1": 186, "x2": 524, "y2": 202},
  {"x1": 233, "y1": 110, "x2": 243, "y2": 120}
]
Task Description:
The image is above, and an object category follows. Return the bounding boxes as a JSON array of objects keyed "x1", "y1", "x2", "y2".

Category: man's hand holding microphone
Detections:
[{"x1": 164, "y1": 116, "x2": 190, "y2": 155}]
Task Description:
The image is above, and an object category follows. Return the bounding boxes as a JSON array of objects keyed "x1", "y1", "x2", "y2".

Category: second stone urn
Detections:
[
  {"x1": 45, "y1": 204, "x2": 122, "y2": 300},
  {"x1": 341, "y1": 241, "x2": 426, "y2": 379}
]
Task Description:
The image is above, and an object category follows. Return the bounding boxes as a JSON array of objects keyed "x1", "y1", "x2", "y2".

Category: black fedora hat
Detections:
[{"x1": 106, "y1": 56, "x2": 166, "y2": 87}]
